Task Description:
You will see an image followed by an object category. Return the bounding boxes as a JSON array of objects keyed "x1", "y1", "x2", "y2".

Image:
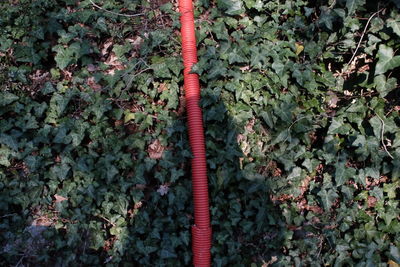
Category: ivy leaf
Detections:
[
  {"x1": 217, "y1": 0, "x2": 245, "y2": 15},
  {"x1": 70, "y1": 121, "x2": 88, "y2": 147},
  {"x1": 334, "y1": 160, "x2": 356, "y2": 186},
  {"x1": 41, "y1": 82, "x2": 56, "y2": 95},
  {"x1": 390, "y1": 245, "x2": 400, "y2": 263},
  {"x1": 260, "y1": 111, "x2": 275, "y2": 128},
  {"x1": 54, "y1": 45, "x2": 75, "y2": 70},
  {"x1": 318, "y1": 188, "x2": 339, "y2": 211},
  {"x1": 355, "y1": 169, "x2": 367, "y2": 186},
  {"x1": 390, "y1": 0, "x2": 400, "y2": 8},
  {"x1": 160, "y1": 249, "x2": 177, "y2": 259},
  {"x1": 272, "y1": 60, "x2": 285, "y2": 76},
  {"x1": 124, "y1": 112, "x2": 136, "y2": 123},
  {"x1": 375, "y1": 45, "x2": 400, "y2": 75},
  {"x1": 0, "y1": 92, "x2": 19, "y2": 106},
  {"x1": 346, "y1": 0, "x2": 365, "y2": 16},
  {"x1": 374, "y1": 75, "x2": 397, "y2": 98},
  {"x1": 250, "y1": 46, "x2": 267, "y2": 67},
  {"x1": 365, "y1": 167, "x2": 379, "y2": 179},
  {"x1": 327, "y1": 117, "x2": 350, "y2": 134},
  {"x1": 387, "y1": 18, "x2": 400, "y2": 37},
  {"x1": 51, "y1": 164, "x2": 71, "y2": 181},
  {"x1": 228, "y1": 49, "x2": 248, "y2": 64},
  {"x1": 170, "y1": 168, "x2": 184, "y2": 183},
  {"x1": 369, "y1": 116, "x2": 382, "y2": 139},
  {"x1": 0, "y1": 147, "x2": 12, "y2": 167},
  {"x1": 0, "y1": 134, "x2": 18, "y2": 151},
  {"x1": 318, "y1": 7, "x2": 334, "y2": 30}
]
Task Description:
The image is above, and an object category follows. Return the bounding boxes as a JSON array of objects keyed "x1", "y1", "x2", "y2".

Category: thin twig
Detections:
[
  {"x1": 96, "y1": 215, "x2": 115, "y2": 227},
  {"x1": 1, "y1": 213, "x2": 15, "y2": 218},
  {"x1": 14, "y1": 256, "x2": 25, "y2": 267},
  {"x1": 89, "y1": 0, "x2": 144, "y2": 17},
  {"x1": 374, "y1": 112, "x2": 394, "y2": 159},
  {"x1": 283, "y1": 116, "x2": 310, "y2": 142},
  {"x1": 282, "y1": 114, "x2": 332, "y2": 143},
  {"x1": 124, "y1": 67, "x2": 151, "y2": 91},
  {"x1": 346, "y1": 8, "x2": 384, "y2": 67}
]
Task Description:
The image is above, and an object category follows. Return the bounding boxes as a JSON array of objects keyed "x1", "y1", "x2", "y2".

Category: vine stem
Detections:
[
  {"x1": 374, "y1": 112, "x2": 394, "y2": 159},
  {"x1": 346, "y1": 8, "x2": 384, "y2": 67}
]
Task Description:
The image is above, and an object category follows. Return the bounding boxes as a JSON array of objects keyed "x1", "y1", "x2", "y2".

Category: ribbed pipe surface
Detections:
[{"x1": 178, "y1": 0, "x2": 212, "y2": 266}]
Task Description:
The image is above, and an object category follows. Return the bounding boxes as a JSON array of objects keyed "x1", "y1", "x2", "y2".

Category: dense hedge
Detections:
[{"x1": 1, "y1": 0, "x2": 399, "y2": 266}]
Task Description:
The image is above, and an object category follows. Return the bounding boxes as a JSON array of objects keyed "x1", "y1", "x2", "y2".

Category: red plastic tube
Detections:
[{"x1": 179, "y1": 0, "x2": 212, "y2": 266}]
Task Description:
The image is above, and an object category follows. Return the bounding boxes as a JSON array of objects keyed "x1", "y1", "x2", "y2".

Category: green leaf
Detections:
[
  {"x1": 388, "y1": 18, "x2": 400, "y2": 37},
  {"x1": 334, "y1": 160, "x2": 356, "y2": 186},
  {"x1": 346, "y1": 0, "x2": 365, "y2": 16},
  {"x1": 327, "y1": 117, "x2": 351, "y2": 135},
  {"x1": 51, "y1": 164, "x2": 71, "y2": 180},
  {"x1": 160, "y1": 249, "x2": 177, "y2": 259},
  {"x1": 0, "y1": 146, "x2": 12, "y2": 167},
  {"x1": 217, "y1": 0, "x2": 245, "y2": 15},
  {"x1": 41, "y1": 82, "x2": 56, "y2": 95},
  {"x1": 381, "y1": 209, "x2": 397, "y2": 226},
  {"x1": 54, "y1": 46, "x2": 75, "y2": 70},
  {"x1": 369, "y1": 116, "x2": 382, "y2": 139},
  {"x1": 272, "y1": 61, "x2": 285, "y2": 76},
  {"x1": 374, "y1": 75, "x2": 397, "y2": 98},
  {"x1": 170, "y1": 168, "x2": 184, "y2": 183},
  {"x1": 0, "y1": 134, "x2": 18, "y2": 151},
  {"x1": 318, "y1": 188, "x2": 339, "y2": 210},
  {"x1": 365, "y1": 167, "x2": 379, "y2": 179},
  {"x1": 375, "y1": 45, "x2": 400, "y2": 75},
  {"x1": 390, "y1": 0, "x2": 400, "y2": 8},
  {"x1": 355, "y1": 169, "x2": 367, "y2": 186},
  {"x1": 390, "y1": 245, "x2": 400, "y2": 263},
  {"x1": 228, "y1": 49, "x2": 248, "y2": 64},
  {"x1": 0, "y1": 92, "x2": 19, "y2": 106},
  {"x1": 124, "y1": 112, "x2": 136, "y2": 123},
  {"x1": 260, "y1": 111, "x2": 275, "y2": 128}
]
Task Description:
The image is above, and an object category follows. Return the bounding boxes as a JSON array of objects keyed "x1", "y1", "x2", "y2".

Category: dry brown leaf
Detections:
[
  {"x1": 306, "y1": 205, "x2": 323, "y2": 214},
  {"x1": 245, "y1": 118, "x2": 255, "y2": 133},
  {"x1": 61, "y1": 69, "x2": 73, "y2": 80},
  {"x1": 54, "y1": 194, "x2": 68, "y2": 203},
  {"x1": 157, "y1": 184, "x2": 169, "y2": 196},
  {"x1": 388, "y1": 260, "x2": 400, "y2": 267},
  {"x1": 367, "y1": 196, "x2": 377, "y2": 208},
  {"x1": 87, "y1": 64, "x2": 97, "y2": 72},
  {"x1": 148, "y1": 139, "x2": 164, "y2": 159},
  {"x1": 135, "y1": 184, "x2": 146, "y2": 190},
  {"x1": 104, "y1": 52, "x2": 125, "y2": 75},
  {"x1": 105, "y1": 53, "x2": 117, "y2": 66},
  {"x1": 300, "y1": 176, "x2": 312, "y2": 195},
  {"x1": 114, "y1": 119, "x2": 123, "y2": 127},
  {"x1": 31, "y1": 217, "x2": 53, "y2": 227},
  {"x1": 358, "y1": 64, "x2": 370, "y2": 73},
  {"x1": 240, "y1": 65, "x2": 250, "y2": 72},
  {"x1": 273, "y1": 167, "x2": 282, "y2": 177},
  {"x1": 87, "y1": 77, "x2": 102, "y2": 91},
  {"x1": 101, "y1": 39, "x2": 113, "y2": 56},
  {"x1": 127, "y1": 36, "x2": 143, "y2": 50},
  {"x1": 176, "y1": 92, "x2": 186, "y2": 116},
  {"x1": 158, "y1": 82, "x2": 168, "y2": 93},
  {"x1": 327, "y1": 91, "x2": 339, "y2": 108},
  {"x1": 262, "y1": 256, "x2": 278, "y2": 267}
]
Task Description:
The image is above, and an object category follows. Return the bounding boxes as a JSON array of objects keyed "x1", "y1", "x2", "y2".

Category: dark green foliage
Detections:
[{"x1": 0, "y1": 0, "x2": 399, "y2": 266}]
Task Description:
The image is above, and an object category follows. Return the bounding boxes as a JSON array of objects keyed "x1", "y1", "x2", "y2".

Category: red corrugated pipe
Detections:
[{"x1": 179, "y1": 0, "x2": 212, "y2": 266}]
